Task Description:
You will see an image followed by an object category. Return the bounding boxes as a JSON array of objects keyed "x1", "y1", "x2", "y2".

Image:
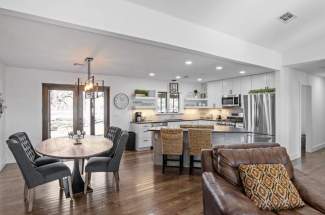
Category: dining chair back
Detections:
[
  {"x1": 84, "y1": 131, "x2": 129, "y2": 193},
  {"x1": 9, "y1": 132, "x2": 38, "y2": 163},
  {"x1": 7, "y1": 139, "x2": 73, "y2": 212},
  {"x1": 106, "y1": 126, "x2": 122, "y2": 157},
  {"x1": 9, "y1": 132, "x2": 59, "y2": 167}
]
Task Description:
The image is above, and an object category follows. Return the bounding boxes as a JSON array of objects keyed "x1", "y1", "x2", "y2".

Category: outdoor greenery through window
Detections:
[
  {"x1": 169, "y1": 93, "x2": 179, "y2": 113},
  {"x1": 42, "y1": 84, "x2": 109, "y2": 140},
  {"x1": 157, "y1": 92, "x2": 167, "y2": 113},
  {"x1": 157, "y1": 91, "x2": 179, "y2": 113}
]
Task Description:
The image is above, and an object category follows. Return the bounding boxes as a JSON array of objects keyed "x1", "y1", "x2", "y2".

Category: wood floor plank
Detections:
[{"x1": 0, "y1": 149, "x2": 324, "y2": 215}]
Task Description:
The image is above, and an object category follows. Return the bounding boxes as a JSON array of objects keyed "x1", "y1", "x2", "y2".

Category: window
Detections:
[
  {"x1": 157, "y1": 91, "x2": 179, "y2": 113},
  {"x1": 157, "y1": 92, "x2": 167, "y2": 113},
  {"x1": 42, "y1": 84, "x2": 110, "y2": 140},
  {"x1": 169, "y1": 93, "x2": 180, "y2": 113}
]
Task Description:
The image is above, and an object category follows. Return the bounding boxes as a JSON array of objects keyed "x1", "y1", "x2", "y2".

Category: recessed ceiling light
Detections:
[
  {"x1": 149, "y1": 73, "x2": 155, "y2": 77},
  {"x1": 176, "y1": 75, "x2": 181, "y2": 79},
  {"x1": 216, "y1": 66, "x2": 223, "y2": 70},
  {"x1": 239, "y1": 70, "x2": 246, "y2": 74},
  {"x1": 197, "y1": 78, "x2": 202, "y2": 82},
  {"x1": 185, "y1": 60, "x2": 192, "y2": 65}
]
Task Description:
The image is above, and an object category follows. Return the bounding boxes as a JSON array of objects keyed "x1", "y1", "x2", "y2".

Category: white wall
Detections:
[
  {"x1": 0, "y1": 0, "x2": 281, "y2": 70},
  {"x1": 276, "y1": 68, "x2": 325, "y2": 159},
  {"x1": 4, "y1": 66, "x2": 198, "y2": 163},
  {"x1": 0, "y1": 62, "x2": 5, "y2": 170}
]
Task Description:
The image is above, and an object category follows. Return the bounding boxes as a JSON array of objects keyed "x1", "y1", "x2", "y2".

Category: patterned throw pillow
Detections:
[{"x1": 239, "y1": 164, "x2": 304, "y2": 211}]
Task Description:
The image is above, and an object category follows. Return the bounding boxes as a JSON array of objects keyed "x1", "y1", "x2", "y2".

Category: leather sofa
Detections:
[{"x1": 201, "y1": 143, "x2": 325, "y2": 215}]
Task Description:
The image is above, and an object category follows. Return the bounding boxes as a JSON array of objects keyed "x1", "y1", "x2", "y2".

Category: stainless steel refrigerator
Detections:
[{"x1": 243, "y1": 94, "x2": 276, "y2": 142}]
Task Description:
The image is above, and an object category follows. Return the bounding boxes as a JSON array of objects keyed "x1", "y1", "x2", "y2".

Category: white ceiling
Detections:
[
  {"x1": 291, "y1": 59, "x2": 325, "y2": 77},
  {"x1": 0, "y1": 12, "x2": 272, "y2": 83},
  {"x1": 125, "y1": 0, "x2": 325, "y2": 52}
]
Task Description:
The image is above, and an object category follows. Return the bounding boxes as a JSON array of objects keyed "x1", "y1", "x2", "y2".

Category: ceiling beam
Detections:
[{"x1": 0, "y1": 0, "x2": 282, "y2": 70}]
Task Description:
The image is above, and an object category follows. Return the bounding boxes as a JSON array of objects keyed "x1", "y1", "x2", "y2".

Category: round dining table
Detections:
[{"x1": 36, "y1": 136, "x2": 113, "y2": 196}]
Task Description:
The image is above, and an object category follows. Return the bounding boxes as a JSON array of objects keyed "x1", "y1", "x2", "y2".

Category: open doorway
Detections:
[{"x1": 300, "y1": 85, "x2": 312, "y2": 157}]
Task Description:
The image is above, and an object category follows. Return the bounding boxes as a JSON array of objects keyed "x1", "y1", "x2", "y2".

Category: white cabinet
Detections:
[
  {"x1": 232, "y1": 78, "x2": 241, "y2": 95},
  {"x1": 251, "y1": 74, "x2": 267, "y2": 90},
  {"x1": 266, "y1": 72, "x2": 275, "y2": 88},
  {"x1": 198, "y1": 120, "x2": 216, "y2": 125},
  {"x1": 130, "y1": 123, "x2": 152, "y2": 150},
  {"x1": 207, "y1": 81, "x2": 222, "y2": 108},
  {"x1": 240, "y1": 76, "x2": 252, "y2": 95},
  {"x1": 167, "y1": 121, "x2": 181, "y2": 127},
  {"x1": 222, "y1": 79, "x2": 233, "y2": 95}
]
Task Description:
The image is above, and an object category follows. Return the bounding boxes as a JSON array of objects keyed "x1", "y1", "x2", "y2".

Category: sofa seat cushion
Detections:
[
  {"x1": 239, "y1": 164, "x2": 304, "y2": 211},
  {"x1": 277, "y1": 204, "x2": 324, "y2": 215},
  {"x1": 217, "y1": 147, "x2": 293, "y2": 187}
]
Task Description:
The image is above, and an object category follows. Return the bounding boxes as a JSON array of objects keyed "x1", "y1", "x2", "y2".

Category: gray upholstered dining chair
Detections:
[
  {"x1": 81, "y1": 126, "x2": 122, "y2": 174},
  {"x1": 84, "y1": 131, "x2": 129, "y2": 194},
  {"x1": 7, "y1": 139, "x2": 73, "y2": 212},
  {"x1": 9, "y1": 132, "x2": 60, "y2": 167}
]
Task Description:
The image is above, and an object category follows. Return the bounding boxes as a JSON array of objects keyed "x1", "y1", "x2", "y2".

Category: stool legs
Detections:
[
  {"x1": 162, "y1": 154, "x2": 183, "y2": 174},
  {"x1": 189, "y1": 155, "x2": 194, "y2": 175}
]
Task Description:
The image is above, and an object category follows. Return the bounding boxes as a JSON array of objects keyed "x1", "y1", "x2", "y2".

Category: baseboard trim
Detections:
[
  {"x1": 310, "y1": 142, "x2": 325, "y2": 153},
  {"x1": 290, "y1": 153, "x2": 300, "y2": 161}
]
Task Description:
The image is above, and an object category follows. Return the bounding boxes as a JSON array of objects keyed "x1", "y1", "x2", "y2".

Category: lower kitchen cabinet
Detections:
[{"x1": 130, "y1": 123, "x2": 152, "y2": 151}]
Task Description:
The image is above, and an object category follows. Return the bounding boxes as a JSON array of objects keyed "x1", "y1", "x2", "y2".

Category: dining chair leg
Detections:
[
  {"x1": 67, "y1": 176, "x2": 73, "y2": 200},
  {"x1": 24, "y1": 183, "x2": 28, "y2": 202},
  {"x1": 59, "y1": 179, "x2": 64, "y2": 190},
  {"x1": 27, "y1": 188, "x2": 34, "y2": 212},
  {"x1": 113, "y1": 171, "x2": 120, "y2": 191},
  {"x1": 84, "y1": 172, "x2": 89, "y2": 194}
]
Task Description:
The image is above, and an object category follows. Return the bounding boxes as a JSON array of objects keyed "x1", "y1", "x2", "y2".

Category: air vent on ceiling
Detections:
[{"x1": 279, "y1": 12, "x2": 296, "y2": 23}]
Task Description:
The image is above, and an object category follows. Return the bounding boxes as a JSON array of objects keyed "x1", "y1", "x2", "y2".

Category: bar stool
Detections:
[
  {"x1": 188, "y1": 129, "x2": 212, "y2": 175},
  {"x1": 160, "y1": 128, "x2": 184, "y2": 174}
]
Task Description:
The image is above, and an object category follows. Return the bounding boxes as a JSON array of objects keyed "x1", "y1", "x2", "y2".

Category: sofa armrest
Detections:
[
  {"x1": 293, "y1": 169, "x2": 325, "y2": 213},
  {"x1": 202, "y1": 172, "x2": 275, "y2": 215},
  {"x1": 201, "y1": 149, "x2": 214, "y2": 172}
]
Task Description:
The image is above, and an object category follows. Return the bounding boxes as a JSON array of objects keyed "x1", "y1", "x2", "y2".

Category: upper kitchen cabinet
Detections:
[
  {"x1": 240, "y1": 76, "x2": 252, "y2": 95},
  {"x1": 266, "y1": 72, "x2": 275, "y2": 88},
  {"x1": 207, "y1": 81, "x2": 222, "y2": 108},
  {"x1": 222, "y1": 79, "x2": 233, "y2": 95},
  {"x1": 232, "y1": 78, "x2": 241, "y2": 95},
  {"x1": 251, "y1": 74, "x2": 267, "y2": 90}
]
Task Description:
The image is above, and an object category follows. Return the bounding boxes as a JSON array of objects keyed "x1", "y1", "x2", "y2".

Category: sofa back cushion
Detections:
[
  {"x1": 217, "y1": 147, "x2": 294, "y2": 187},
  {"x1": 212, "y1": 143, "x2": 280, "y2": 172}
]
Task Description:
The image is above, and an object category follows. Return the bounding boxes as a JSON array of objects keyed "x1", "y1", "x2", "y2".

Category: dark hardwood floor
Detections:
[{"x1": 1, "y1": 149, "x2": 325, "y2": 215}]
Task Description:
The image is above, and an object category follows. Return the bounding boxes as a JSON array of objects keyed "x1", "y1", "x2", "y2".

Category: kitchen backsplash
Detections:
[{"x1": 131, "y1": 108, "x2": 242, "y2": 122}]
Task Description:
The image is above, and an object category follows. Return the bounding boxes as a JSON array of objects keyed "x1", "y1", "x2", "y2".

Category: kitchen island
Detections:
[{"x1": 148, "y1": 125, "x2": 274, "y2": 167}]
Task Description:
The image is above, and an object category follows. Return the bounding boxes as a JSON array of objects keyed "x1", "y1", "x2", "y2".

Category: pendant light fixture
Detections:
[{"x1": 75, "y1": 57, "x2": 104, "y2": 99}]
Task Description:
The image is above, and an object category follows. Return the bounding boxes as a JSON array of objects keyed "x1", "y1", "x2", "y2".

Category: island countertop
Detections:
[{"x1": 148, "y1": 125, "x2": 252, "y2": 133}]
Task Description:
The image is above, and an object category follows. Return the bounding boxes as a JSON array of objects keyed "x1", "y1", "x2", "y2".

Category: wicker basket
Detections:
[
  {"x1": 188, "y1": 129, "x2": 212, "y2": 156},
  {"x1": 161, "y1": 128, "x2": 183, "y2": 155}
]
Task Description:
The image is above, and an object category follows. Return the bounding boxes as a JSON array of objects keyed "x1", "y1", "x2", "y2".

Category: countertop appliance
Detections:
[
  {"x1": 243, "y1": 94, "x2": 275, "y2": 137},
  {"x1": 135, "y1": 112, "x2": 142, "y2": 123},
  {"x1": 222, "y1": 94, "x2": 241, "y2": 107}
]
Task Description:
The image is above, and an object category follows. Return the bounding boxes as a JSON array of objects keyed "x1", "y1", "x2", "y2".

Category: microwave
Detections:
[{"x1": 222, "y1": 94, "x2": 241, "y2": 107}]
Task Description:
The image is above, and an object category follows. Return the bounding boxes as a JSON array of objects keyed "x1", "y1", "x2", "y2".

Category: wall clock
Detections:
[{"x1": 114, "y1": 93, "x2": 129, "y2": 110}]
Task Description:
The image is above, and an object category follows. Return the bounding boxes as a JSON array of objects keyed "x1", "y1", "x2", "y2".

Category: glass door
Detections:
[
  {"x1": 42, "y1": 84, "x2": 110, "y2": 140},
  {"x1": 83, "y1": 91, "x2": 105, "y2": 135}
]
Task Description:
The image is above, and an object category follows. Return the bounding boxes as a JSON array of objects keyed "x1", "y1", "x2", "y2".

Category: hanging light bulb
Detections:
[{"x1": 75, "y1": 57, "x2": 104, "y2": 99}]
